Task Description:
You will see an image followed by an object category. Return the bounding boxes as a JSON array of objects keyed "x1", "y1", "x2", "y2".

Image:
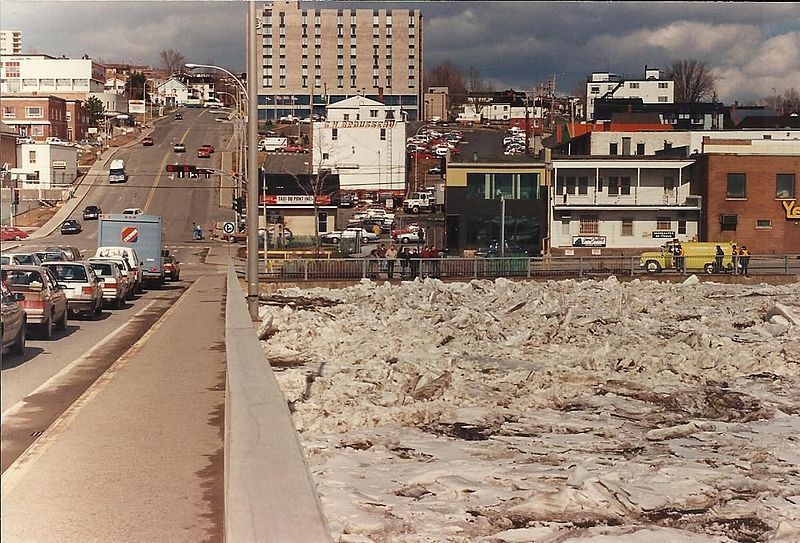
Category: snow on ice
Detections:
[{"x1": 258, "y1": 277, "x2": 800, "y2": 542}]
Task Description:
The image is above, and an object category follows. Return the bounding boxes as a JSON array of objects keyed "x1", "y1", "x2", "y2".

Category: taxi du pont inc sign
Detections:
[{"x1": 262, "y1": 195, "x2": 332, "y2": 205}]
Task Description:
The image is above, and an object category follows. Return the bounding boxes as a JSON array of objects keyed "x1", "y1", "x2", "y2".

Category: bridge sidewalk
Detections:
[{"x1": 1, "y1": 273, "x2": 227, "y2": 542}]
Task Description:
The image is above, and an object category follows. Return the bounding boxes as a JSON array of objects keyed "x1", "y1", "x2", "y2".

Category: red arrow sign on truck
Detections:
[{"x1": 121, "y1": 226, "x2": 139, "y2": 243}]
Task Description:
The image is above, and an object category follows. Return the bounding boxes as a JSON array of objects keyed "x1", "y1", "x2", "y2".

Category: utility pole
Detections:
[{"x1": 247, "y1": 0, "x2": 260, "y2": 319}]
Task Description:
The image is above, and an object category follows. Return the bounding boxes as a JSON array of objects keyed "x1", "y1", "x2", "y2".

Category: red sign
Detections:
[{"x1": 121, "y1": 227, "x2": 139, "y2": 243}]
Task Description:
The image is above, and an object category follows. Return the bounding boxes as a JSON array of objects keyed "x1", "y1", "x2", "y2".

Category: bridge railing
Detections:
[{"x1": 260, "y1": 255, "x2": 800, "y2": 280}]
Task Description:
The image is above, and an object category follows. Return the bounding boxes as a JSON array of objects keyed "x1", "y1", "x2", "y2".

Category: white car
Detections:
[
  {"x1": 122, "y1": 208, "x2": 143, "y2": 216},
  {"x1": 16, "y1": 136, "x2": 35, "y2": 144},
  {"x1": 89, "y1": 257, "x2": 134, "y2": 300},
  {"x1": 89, "y1": 260, "x2": 127, "y2": 309},
  {"x1": 41, "y1": 261, "x2": 103, "y2": 319},
  {"x1": 44, "y1": 136, "x2": 71, "y2": 146},
  {"x1": 94, "y1": 247, "x2": 143, "y2": 294}
]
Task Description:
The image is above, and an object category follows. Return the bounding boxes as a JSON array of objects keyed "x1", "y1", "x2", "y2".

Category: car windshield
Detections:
[
  {"x1": 46, "y1": 264, "x2": 87, "y2": 282},
  {"x1": 9, "y1": 254, "x2": 36, "y2": 264},
  {"x1": 91, "y1": 263, "x2": 114, "y2": 276},
  {"x1": 7, "y1": 270, "x2": 45, "y2": 291},
  {"x1": 36, "y1": 252, "x2": 65, "y2": 262}
]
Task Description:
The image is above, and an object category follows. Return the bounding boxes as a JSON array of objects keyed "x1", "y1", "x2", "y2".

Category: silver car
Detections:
[{"x1": 41, "y1": 261, "x2": 103, "y2": 319}]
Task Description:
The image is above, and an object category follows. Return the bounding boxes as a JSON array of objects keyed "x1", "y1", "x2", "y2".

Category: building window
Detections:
[
  {"x1": 609, "y1": 142, "x2": 618, "y2": 155},
  {"x1": 580, "y1": 215, "x2": 599, "y2": 235},
  {"x1": 29, "y1": 150, "x2": 36, "y2": 163},
  {"x1": 629, "y1": 82, "x2": 639, "y2": 89},
  {"x1": 720, "y1": 214, "x2": 738, "y2": 230},
  {"x1": 315, "y1": 78, "x2": 321, "y2": 88},
  {"x1": 380, "y1": 128, "x2": 386, "y2": 140},
  {"x1": 727, "y1": 173, "x2": 746, "y2": 198},
  {"x1": 26, "y1": 106, "x2": 43, "y2": 118},
  {"x1": 318, "y1": 212, "x2": 328, "y2": 233},
  {"x1": 636, "y1": 142, "x2": 645, "y2": 155},
  {"x1": 621, "y1": 218, "x2": 633, "y2": 236},
  {"x1": 656, "y1": 217, "x2": 671, "y2": 230},
  {"x1": 265, "y1": 77, "x2": 273, "y2": 87},
  {"x1": 658, "y1": 82, "x2": 669, "y2": 89},
  {"x1": 678, "y1": 220, "x2": 687, "y2": 235},
  {"x1": 577, "y1": 176, "x2": 589, "y2": 195},
  {"x1": 658, "y1": 96, "x2": 669, "y2": 102},
  {"x1": 590, "y1": 86, "x2": 600, "y2": 94},
  {"x1": 756, "y1": 219, "x2": 772, "y2": 229},
  {"x1": 2, "y1": 106, "x2": 14, "y2": 118},
  {"x1": 776, "y1": 173, "x2": 795, "y2": 199},
  {"x1": 664, "y1": 176, "x2": 675, "y2": 191},
  {"x1": 31, "y1": 125, "x2": 44, "y2": 136},
  {"x1": 558, "y1": 176, "x2": 576, "y2": 195},
  {"x1": 331, "y1": 128, "x2": 338, "y2": 140}
]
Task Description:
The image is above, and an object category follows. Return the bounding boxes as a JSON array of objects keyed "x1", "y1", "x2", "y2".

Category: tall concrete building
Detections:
[
  {"x1": 259, "y1": 1, "x2": 423, "y2": 122},
  {"x1": 0, "y1": 30, "x2": 22, "y2": 55}
]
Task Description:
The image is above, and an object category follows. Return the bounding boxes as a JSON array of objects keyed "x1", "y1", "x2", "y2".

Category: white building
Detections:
[
  {"x1": 311, "y1": 96, "x2": 405, "y2": 191},
  {"x1": 586, "y1": 66, "x2": 674, "y2": 121},
  {"x1": 154, "y1": 77, "x2": 190, "y2": 107},
  {"x1": 0, "y1": 54, "x2": 105, "y2": 95},
  {"x1": 1, "y1": 30, "x2": 22, "y2": 55},
  {"x1": 104, "y1": 76, "x2": 127, "y2": 94},
  {"x1": 89, "y1": 92, "x2": 129, "y2": 116},
  {"x1": 551, "y1": 156, "x2": 699, "y2": 253},
  {"x1": 13, "y1": 143, "x2": 78, "y2": 189}
]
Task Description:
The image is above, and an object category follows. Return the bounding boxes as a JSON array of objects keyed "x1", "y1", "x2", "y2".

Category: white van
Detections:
[
  {"x1": 109, "y1": 159, "x2": 128, "y2": 184},
  {"x1": 94, "y1": 247, "x2": 143, "y2": 293},
  {"x1": 258, "y1": 137, "x2": 288, "y2": 152}
]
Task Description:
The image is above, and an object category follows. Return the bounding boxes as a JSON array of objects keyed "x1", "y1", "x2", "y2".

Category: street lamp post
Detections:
[{"x1": 186, "y1": 5, "x2": 259, "y2": 318}]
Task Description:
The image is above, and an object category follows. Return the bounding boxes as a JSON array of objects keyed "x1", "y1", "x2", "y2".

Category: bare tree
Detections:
[
  {"x1": 160, "y1": 49, "x2": 186, "y2": 75},
  {"x1": 425, "y1": 61, "x2": 467, "y2": 105},
  {"x1": 760, "y1": 87, "x2": 800, "y2": 115},
  {"x1": 668, "y1": 59, "x2": 717, "y2": 103},
  {"x1": 465, "y1": 66, "x2": 493, "y2": 94}
]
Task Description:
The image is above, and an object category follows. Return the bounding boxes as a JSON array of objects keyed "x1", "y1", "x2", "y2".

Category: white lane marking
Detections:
[
  {"x1": 0, "y1": 285, "x2": 196, "y2": 497},
  {"x1": 0, "y1": 300, "x2": 158, "y2": 422}
]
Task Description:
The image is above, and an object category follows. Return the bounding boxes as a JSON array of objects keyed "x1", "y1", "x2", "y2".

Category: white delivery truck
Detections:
[
  {"x1": 109, "y1": 159, "x2": 128, "y2": 184},
  {"x1": 258, "y1": 137, "x2": 288, "y2": 152}
]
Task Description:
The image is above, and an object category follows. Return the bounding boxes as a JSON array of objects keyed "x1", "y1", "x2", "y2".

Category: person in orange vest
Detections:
[
  {"x1": 739, "y1": 246, "x2": 751, "y2": 276},
  {"x1": 675, "y1": 243, "x2": 685, "y2": 274}
]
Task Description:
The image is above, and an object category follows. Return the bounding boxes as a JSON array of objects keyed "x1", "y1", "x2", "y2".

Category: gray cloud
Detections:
[{"x1": 3, "y1": 1, "x2": 798, "y2": 103}]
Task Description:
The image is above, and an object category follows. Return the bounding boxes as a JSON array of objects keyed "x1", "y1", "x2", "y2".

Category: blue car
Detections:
[{"x1": 60, "y1": 219, "x2": 82, "y2": 235}]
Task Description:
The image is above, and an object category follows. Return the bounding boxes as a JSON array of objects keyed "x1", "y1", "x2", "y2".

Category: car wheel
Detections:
[
  {"x1": 411, "y1": 206, "x2": 420, "y2": 214},
  {"x1": 704, "y1": 263, "x2": 715, "y2": 275},
  {"x1": 12, "y1": 324, "x2": 26, "y2": 355},
  {"x1": 644, "y1": 260, "x2": 662, "y2": 273},
  {"x1": 40, "y1": 314, "x2": 54, "y2": 340},
  {"x1": 56, "y1": 308, "x2": 68, "y2": 331}
]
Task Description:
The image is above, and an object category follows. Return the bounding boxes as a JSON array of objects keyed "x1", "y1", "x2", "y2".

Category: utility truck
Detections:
[
  {"x1": 97, "y1": 214, "x2": 165, "y2": 287},
  {"x1": 403, "y1": 186, "x2": 444, "y2": 214}
]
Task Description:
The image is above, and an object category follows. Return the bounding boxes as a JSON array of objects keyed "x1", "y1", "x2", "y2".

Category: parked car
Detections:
[
  {"x1": 83, "y1": 205, "x2": 102, "y2": 220},
  {"x1": 60, "y1": 219, "x2": 82, "y2": 235},
  {"x1": 41, "y1": 261, "x2": 103, "y2": 319},
  {"x1": 1, "y1": 281, "x2": 26, "y2": 355},
  {"x1": 163, "y1": 254, "x2": 181, "y2": 281},
  {"x1": 33, "y1": 249, "x2": 69, "y2": 262},
  {"x1": 319, "y1": 231, "x2": 344, "y2": 245},
  {"x1": 45, "y1": 246, "x2": 82, "y2": 261},
  {"x1": 142, "y1": 136, "x2": 154, "y2": 146},
  {"x1": 173, "y1": 142, "x2": 186, "y2": 152},
  {"x1": 1, "y1": 252, "x2": 43, "y2": 266},
  {"x1": 348, "y1": 227, "x2": 379, "y2": 243},
  {"x1": 427, "y1": 166, "x2": 442, "y2": 175},
  {"x1": 1, "y1": 226, "x2": 30, "y2": 241},
  {"x1": 476, "y1": 240, "x2": 531, "y2": 257},
  {"x1": 278, "y1": 145, "x2": 306, "y2": 153},
  {"x1": 89, "y1": 257, "x2": 133, "y2": 300},
  {"x1": 174, "y1": 112, "x2": 182, "y2": 120},
  {"x1": 45, "y1": 136, "x2": 71, "y2": 146},
  {"x1": 16, "y1": 136, "x2": 35, "y2": 144},
  {"x1": 197, "y1": 147, "x2": 211, "y2": 158},
  {"x1": 89, "y1": 260, "x2": 127, "y2": 309},
  {"x1": 391, "y1": 227, "x2": 425, "y2": 244},
  {"x1": 122, "y1": 208, "x2": 143, "y2": 216},
  {"x1": 4, "y1": 265, "x2": 68, "y2": 339}
]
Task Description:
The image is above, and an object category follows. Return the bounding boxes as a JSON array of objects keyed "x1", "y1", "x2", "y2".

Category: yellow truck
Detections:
[{"x1": 640, "y1": 241, "x2": 737, "y2": 274}]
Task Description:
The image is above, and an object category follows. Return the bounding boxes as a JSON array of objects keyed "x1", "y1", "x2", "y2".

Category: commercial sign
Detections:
[
  {"x1": 121, "y1": 227, "x2": 139, "y2": 243},
  {"x1": 652, "y1": 230, "x2": 676, "y2": 239},
  {"x1": 782, "y1": 200, "x2": 800, "y2": 220},
  {"x1": 322, "y1": 120, "x2": 396, "y2": 129},
  {"x1": 52, "y1": 160, "x2": 67, "y2": 169},
  {"x1": 128, "y1": 100, "x2": 146, "y2": 114},
  {"x1": 572, "y1": 235, "x2": 606, "y2": 247},
  {"x1": 263, "y1": 194, "x2": 332, "y2": 205}
]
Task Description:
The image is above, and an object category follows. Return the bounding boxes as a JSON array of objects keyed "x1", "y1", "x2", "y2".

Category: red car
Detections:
[
  {"x1": 278, "y1": 145, "x2": 307, "y2": 153},
  {"x1": 410, "y1": 151, "x2": 435, "y2": 160},
  {"x1": 197, "y1": 147, "x2": 211, "y2": 158},
  {"x1": 1, "y1": 226, "x2": 29, "y2": 241},
  {"x1": 200, "y1": 144, "x2": 215, "y2": 153}
]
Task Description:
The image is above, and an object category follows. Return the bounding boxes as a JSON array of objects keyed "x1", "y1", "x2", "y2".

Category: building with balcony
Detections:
[
  {"x1": 311, "y1": 96, "x2": 405, "y2": 191},
  {"x1": 445, "y1": 157, "x2": 549, "y2": 256},
  {"x1": 0, "y1": 54, "x2": 105, "y2": 96},
  {"x1": 691, "y1": 137, "x2": 800, "y2": 253},
  {"x1": 0, "y1": 30, "x2": 22, "y2": 55},
  {"x1": 551, "y1": 156, "x2": 698, "y2": 254},
  {"x1": 586, "y1": 66, "x2": 673, "y2": 121},
  {"x1": 258, "y1": 1, "x2": 423, "y2": 121},
  {"x1": 1, "y1": 95, "x2": 69, "y2": 141}
]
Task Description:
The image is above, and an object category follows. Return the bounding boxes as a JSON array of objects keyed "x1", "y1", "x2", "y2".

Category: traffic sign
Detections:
[{"x1": 223, "y1": 222, "x2": 236, "y2": 234}]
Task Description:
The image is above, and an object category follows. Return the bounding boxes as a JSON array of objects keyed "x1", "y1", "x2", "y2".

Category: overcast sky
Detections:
[{"x1": 3, "y1": 1, "x2": 799, "y2": 104}]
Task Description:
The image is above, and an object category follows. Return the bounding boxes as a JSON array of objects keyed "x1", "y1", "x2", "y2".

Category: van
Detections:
[
  {"x1": 258, "y1": 137, "x2": 288, "y2": 152},
  {"x1": 641, "y1": 241, "x2": 736, "y2": 274},
  {"x1": 109, "y1": 159, "x2": 128, "y2": 184}
]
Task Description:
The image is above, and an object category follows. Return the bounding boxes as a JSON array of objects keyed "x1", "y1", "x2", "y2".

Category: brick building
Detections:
[
  {"x1": 65, "y1": 99, "x2": 89, "y2": 141},
  {"x1": 693, "y1": 138, "x2": 800, "y2": 253},
  {"x1": 1, "y1": 95, "x2": 68, "y2": 140}
]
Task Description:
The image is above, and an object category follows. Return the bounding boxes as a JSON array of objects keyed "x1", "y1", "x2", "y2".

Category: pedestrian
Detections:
[
  {"x1": 377, "y1": 243, "x2": 388, "y2": 273},
  {"x1": 420, "y1": 245, "x2": 431, "y2": 277},
  {"x1": 410, "y1": 247, "x2": 420, "y2": 279},
  {"x1": 430, "y1": 245, "x2": 441, "y2": 278},
  {"x1": 714, "y1": 245, "x2": 724, "y2": 273},
  {"x1": 731, "y1": 244, "x2": 738, "y2": 275},
  {"x1": 739, "y1": 245, "x2": 751, "y2": 276},
  {"x1": 675, "y1": 243, "x2": 685, "y2": 274},
  {"x1": 368, "y1": 248, "x2": 379, "y2": 278},
  {"x1": 276, "y1": 223, "x2": 285, "y2": 248},
  {"x1": 385, "y1": 243, "x2": 398, "y2": 279},
  {"x1": 399, "y1": 247, "x2": 410, "y2": 278}
]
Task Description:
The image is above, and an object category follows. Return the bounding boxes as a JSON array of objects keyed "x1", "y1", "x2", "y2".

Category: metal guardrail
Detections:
[{"x1": 260, "y1": 255, "x2": 800, "y2": 280}]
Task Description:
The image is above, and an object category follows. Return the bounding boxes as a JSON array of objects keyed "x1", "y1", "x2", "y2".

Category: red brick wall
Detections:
[
  {"x1": 699, "y1": 154, "x2": 800, "y2": 254},
  {"x1": 3, "y1": 96, "x2": 68, "y2": 140}
]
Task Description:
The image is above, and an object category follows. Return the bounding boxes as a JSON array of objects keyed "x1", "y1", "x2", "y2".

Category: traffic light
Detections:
[
  {"x1": 233, "y1": 197, "x2": 244, "y2": 214},
  {"x1": 165, "y1": 164, "x2": 199, "y2": 178}
]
